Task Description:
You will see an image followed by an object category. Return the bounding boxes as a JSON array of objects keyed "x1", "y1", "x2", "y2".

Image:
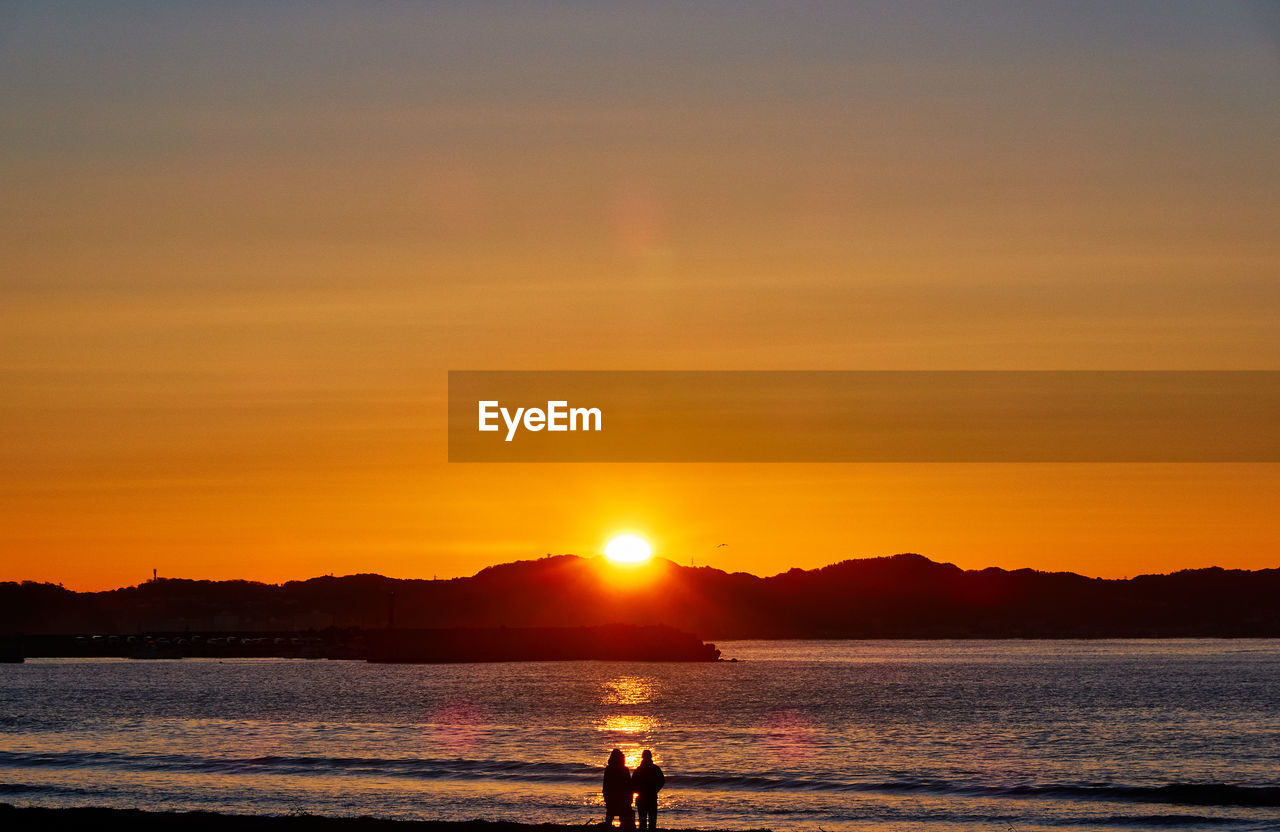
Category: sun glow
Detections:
[{"x1": 604, "y1": 534, "x2": 653, "y2": 564}]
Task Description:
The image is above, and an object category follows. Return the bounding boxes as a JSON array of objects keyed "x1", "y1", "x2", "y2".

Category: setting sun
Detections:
[{"x1": 604, "y1": 534, "x2": 653, "y2": 564}]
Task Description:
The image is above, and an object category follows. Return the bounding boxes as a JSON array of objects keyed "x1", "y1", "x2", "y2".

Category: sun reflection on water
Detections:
[
  {"x1": 598, "y1": 677, "x2": 660, "y2": 768},
  {"x1": 600, "y1": 676, "x2": 657, "y2": 706},
  {"x1": 597, "y1": 714, "x2": 658, "y2": 735}
]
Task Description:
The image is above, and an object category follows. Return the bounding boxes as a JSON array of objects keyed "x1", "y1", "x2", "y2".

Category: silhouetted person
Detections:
[
  {"x1": 602, "y1": 748, "x2": 635, "y2": 828},
  {"x1": 631, "y1": 749, "x2": 664, "y2": 831}
]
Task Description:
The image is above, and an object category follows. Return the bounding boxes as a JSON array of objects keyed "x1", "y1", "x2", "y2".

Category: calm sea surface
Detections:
[{"x1": 2, "y1": 641, "x2": 1279, "y2": 831}]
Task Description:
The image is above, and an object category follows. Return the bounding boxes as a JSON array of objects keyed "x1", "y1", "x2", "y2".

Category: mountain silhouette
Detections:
[{"x1": 4, "y1": 553, "x2": 1279, "y2": 638}]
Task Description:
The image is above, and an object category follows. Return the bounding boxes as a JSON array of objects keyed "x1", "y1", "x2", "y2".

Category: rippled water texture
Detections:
[{"x1": 2, "y1": 640, "x2": 1279, "y2": 831}]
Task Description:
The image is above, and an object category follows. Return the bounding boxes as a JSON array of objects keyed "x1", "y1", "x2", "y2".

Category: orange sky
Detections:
[{"x1": 2, "y1": 4, "x2": 1279, "y2": 590}]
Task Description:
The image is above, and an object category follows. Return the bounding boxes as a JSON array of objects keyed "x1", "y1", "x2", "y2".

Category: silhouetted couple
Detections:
[{"x1": 603, "y1": 748, "x2": 665, "y2": 831}]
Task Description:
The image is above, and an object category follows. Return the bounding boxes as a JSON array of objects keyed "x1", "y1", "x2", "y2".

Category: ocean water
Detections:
[{"x1": 1, "y1": 640, "x2": 1278, "y2": 831}]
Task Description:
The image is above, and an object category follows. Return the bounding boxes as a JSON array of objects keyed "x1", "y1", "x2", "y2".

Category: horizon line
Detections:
[{"x1": 9, "y1": 551, "x2": 1278, "y2": 594}]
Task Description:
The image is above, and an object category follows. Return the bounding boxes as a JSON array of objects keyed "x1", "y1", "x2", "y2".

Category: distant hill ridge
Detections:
[{"x1": 4, "y1": 553, "x2": 1279, "y2": 638}]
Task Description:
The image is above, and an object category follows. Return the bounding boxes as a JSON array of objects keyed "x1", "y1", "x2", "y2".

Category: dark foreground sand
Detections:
[{"x1": 0, "y1": 806, "x2": 767, "y2": 832}]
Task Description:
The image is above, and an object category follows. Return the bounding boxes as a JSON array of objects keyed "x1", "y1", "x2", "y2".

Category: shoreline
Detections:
[{"x1": 0, "y1": 806, "x2": 768, "y2": 832}]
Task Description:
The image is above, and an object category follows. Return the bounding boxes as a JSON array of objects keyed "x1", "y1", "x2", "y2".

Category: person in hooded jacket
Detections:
[
  {"x1": 602, "y1": 748, "x2": 635, "y2": 828},
  {"x1": 630, "y1": 749, "x2": 665, "y2": 831}
]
